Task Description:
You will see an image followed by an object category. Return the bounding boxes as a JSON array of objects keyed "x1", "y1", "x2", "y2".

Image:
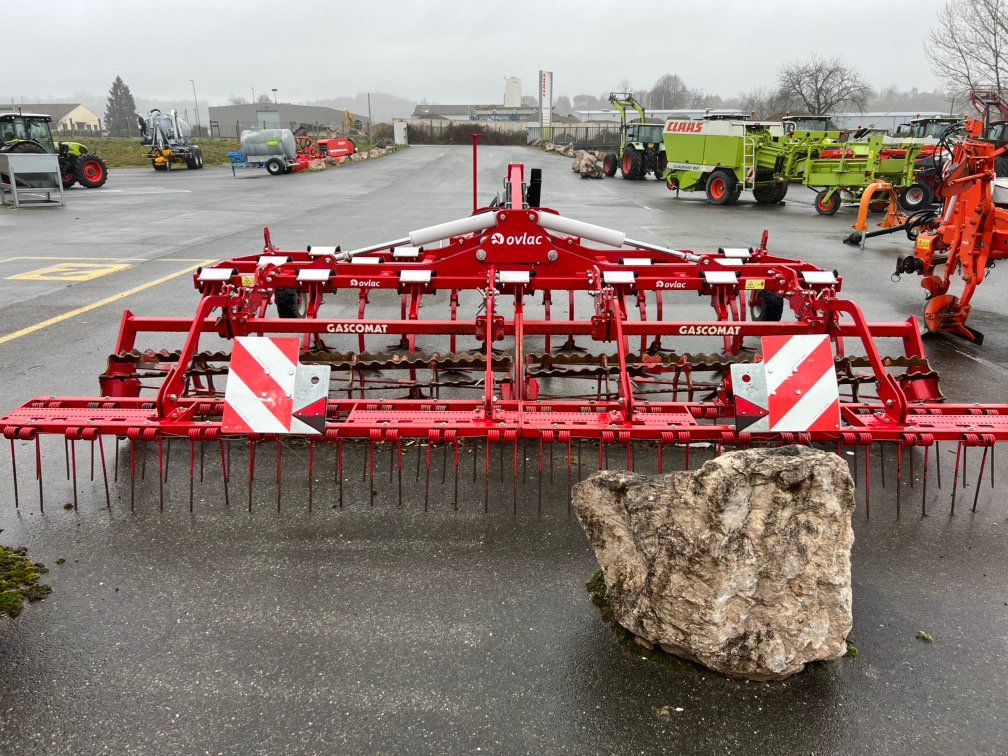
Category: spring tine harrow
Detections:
[{"x1": 4, "y1": 163, "x2": 1008, "y2": 518}]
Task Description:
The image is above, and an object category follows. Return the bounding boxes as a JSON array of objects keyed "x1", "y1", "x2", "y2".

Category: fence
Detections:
[
  {"x1": 527, "y1": 124, "x2": 621, "y2": 150},
  {"x1": 407, "y1": 121, "x2": 529, "y2": 145}
]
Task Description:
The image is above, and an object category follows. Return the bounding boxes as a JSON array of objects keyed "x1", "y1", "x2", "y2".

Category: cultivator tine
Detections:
[
  {"x1": 8, "y1": 438, "x2": 18, "y2": 510},
  {"x1": 864, "y1": 446, "x2": 870, "y2": 520},
  {"x1": 70, "y1": 439, "x2": 78, "y2": 511},
  {"x1": 129, "y1": 438, "x2": 136, "y2": 514},
  {"x1": 114, "y1": 437, "x2": 120, "y2": 482},
  {"x1": 397, "y1": 438, "x2": 403, "y2": 508},
  {"x1": 220, "y1": 439, "x2": 230, "y2": 508},
  {"x1": 164, "y1": 439, "x2": 172, "y2": 483},
  {"x1": 537, "y1": 438, "x2": 544, "y2": 515},
  {"x1": 453, "y1": 438, "x2": 460, "y2": 511},
  {"x1": 199, "y1": 441, "x2": 205, "y2": 484},
  {"x1": 879, "y1": 444, "x2": 886, "y2": 489},
  {"x1": 98, "y1": 436, "x2": 110, "y2": 509},
  {"x1": 90, "y1": 440, "x2": 95, "y2": 482},
  {"x1": 34, "y1": 435, "x2": 43, "y2": 512},
  {"x1": 248, "y1": 440, "x2": 256, "y2": 512},
  {"x1": 566, "y1": 434, "x2": 573, "y2": 516},
  {"x1": 337, "y1": 437, "x2": 344, "y2": 509},
  {"x1": 484, "y1": 437, "x2": 491, "y2": 514},
  {"x1": 64, "y1": 437, "x2": 70, "y2": 481},
  {"x1": 189, "y1": 437, "x2": 196, "y2": 513},
  {"x1": 896, "y1": 444, "x2": 903, "y2": 519},
  {"x1": 368, "y1": 439, "x2": 376, "y2": 508},
  {"x1": 973, "y1": 445, "x2": 989, "y2": 513},
  {"x1": 140, "y1": 440, "x2": 147, "y2": 481},
  {"x1": 936, "y1": 442, "x2": 942, "y2": 489},
  {"x1": 951, "y1": 441, "x2": 963, "y2": 515},
  {"x1": 512, "y1": 435, "x2": 519, "y2": 514},
  {"x1": 922, "y1": 445, "x2": 930, "y2": 517}
]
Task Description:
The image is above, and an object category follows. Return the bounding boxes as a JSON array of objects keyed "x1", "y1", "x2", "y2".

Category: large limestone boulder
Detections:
[
  {"x1": 572, "y1": 150, "x2": 603, "y2": 178},
  {"x1": 573, "y1": 445, "x2": 855, "y2": 680}
]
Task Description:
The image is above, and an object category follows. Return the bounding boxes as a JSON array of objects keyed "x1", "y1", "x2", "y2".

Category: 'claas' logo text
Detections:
[{"x1": 665, "y1": 121, "x2": 703, "y2": 133}]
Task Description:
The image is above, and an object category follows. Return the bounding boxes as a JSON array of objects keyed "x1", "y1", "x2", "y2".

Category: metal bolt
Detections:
[
  {"x1": 547, "y1": 250, "x2": 558, "y2": 262},
  {"x1": 477, "y1": 249, "x2": 487, "y2": 261}
]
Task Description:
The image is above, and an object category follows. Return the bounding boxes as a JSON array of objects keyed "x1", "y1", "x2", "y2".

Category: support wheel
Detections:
[
  {"x1": 814, "y1": 189, "x2": 841, "y2": 215},
  {"x1": 705, "y1": 169, "x2": 737, "y2": 205},
  {"x1": 897, "y1": 182, "x2": 933, "y2": 212},
  {"x1": 153, "y1": 161, "x2": 167, "y2": 171},
  {"x1": 750, "y1": 290, "x2": 784, "y2": 322},
  {"x1": 275, "y1": 289, "x2": 305, "y2": 318},
  {"x1": 602, "y1": 153, "x2": 618, "y2": 177},
  {"x1": 266, "y1": 158, "x2": 285, "y2": 176},
  {"x1": 653, "y1": 152, "x2": 668, "y2": 180}
]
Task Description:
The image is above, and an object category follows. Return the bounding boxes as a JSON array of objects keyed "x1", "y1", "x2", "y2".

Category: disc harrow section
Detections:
[{"x1": 3, "y1": 163, "x2": 1008, "y2": 514}]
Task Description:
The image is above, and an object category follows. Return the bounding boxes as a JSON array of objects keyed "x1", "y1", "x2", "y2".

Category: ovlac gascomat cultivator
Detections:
[{"x1": 3, "y1": 164, "x2": 1007, "y2": 516}]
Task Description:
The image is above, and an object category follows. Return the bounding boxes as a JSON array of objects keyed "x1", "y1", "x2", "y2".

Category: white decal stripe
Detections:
[
  {"x1": 225, "y1": 371, "x2": 289, "y2": 434},
  {"x1": 771, "y1": 369, "x2": 839, "y2": 432},
  {"x1": 764, "y1": 335, "x2": 826, "y2": 393},
  {"x1": 237, "y1": 337, "x2": 297, "y2": 394}
]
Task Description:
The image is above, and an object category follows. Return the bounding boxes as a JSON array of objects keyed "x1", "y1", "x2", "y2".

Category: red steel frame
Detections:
[{"x1": 3, "y1": 163, "x2": 1008, "y2": 513}]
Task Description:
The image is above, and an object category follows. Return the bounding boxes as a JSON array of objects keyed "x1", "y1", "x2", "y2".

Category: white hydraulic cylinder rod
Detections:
[
  {"x1": 339, "y1": 212, "x2": 498, "y2": 261},
  {"x1": 536, "y1": 213, "x2": 701, "y2": 263}
]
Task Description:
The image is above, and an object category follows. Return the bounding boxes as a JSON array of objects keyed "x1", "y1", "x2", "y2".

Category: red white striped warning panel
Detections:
[
  {"x1": 730, "y1": 335, "x2": 840, "y2": 433},
  {"x1": 221, "y1": 337, "x2": 330, "y2": 435}
]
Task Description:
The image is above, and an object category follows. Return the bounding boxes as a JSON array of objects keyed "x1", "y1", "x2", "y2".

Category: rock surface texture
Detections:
[
  {"x1": 573, "y1": 445, "x2": 855, "y2": 680},
  {"x1": 571, "y1": 150, "x2": 604, "y2": 178}
]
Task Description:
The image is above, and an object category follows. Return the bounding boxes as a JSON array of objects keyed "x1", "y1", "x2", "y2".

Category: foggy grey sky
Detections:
[{"x1": 6, "y1": 0, "x2": 948, "y2": 105}]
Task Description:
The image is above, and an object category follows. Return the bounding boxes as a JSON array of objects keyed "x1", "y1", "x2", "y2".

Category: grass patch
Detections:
[
  {"x1": 0, "y1": 545, "x2": 52, "y2": 619},
  {"x1": 75, "y1": 138, "x2": 240, "y2": 168}
]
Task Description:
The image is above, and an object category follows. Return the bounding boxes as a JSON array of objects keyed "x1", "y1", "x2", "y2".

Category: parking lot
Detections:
[{"x1": 1, "y1": 146, "x2": 1007, "y2": 754}]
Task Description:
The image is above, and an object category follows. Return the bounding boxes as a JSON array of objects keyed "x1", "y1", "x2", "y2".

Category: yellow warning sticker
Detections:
[
  {"x1": 744, "y1": 279, "x2": 765, "y2": 290},
  {"x1": 8, "y1": 262, "x2": 133, "y2": 282},
  {"x1": 241, "y1": 274, "x2": 256, "y2": 287},
  {"x1": 916, "y1": 237, "x2": 931, "y2": 251}
]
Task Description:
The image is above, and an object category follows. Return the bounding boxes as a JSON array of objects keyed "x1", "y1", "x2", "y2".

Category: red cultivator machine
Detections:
[{"x1": 3, "y1": 164, "x2": 1008, "y2": 517}]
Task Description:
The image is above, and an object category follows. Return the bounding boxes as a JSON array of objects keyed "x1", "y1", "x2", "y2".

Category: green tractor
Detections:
[
  {"x1": 602, "y1": 92, "x2": 667, "y2": 180},
  {"x1": 0, "y1": 112, "x2": 108, "y2": 189}
]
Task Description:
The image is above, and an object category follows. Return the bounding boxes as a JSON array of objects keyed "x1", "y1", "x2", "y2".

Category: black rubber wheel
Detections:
[
  {"x1": 814, "y1": 188, "x2": 841, "y2": 216},
  {"x1": 752, "y1": 184, "x2": 778, "y2": 204},
  {"x1": 153, "y1": 160, "x2": 167, "y2": 171},
  {"x1": 705, "y1": 169, "x2": 737, "y2": 205},
  {"x1": 751, "y1": 290, "x2": 784, "y2": 322},
  {"x1": 266, "y1": 158, "x2": 285, "y2": 176},
  {"x1": 602, "y1": 153, "x2": 618, "y2": 177},
  {"x1": 60, "y1": 170, "x2": 76, "y2": 189},
  {"x1": 275, "y1": 289, "x2": 304, "y2": 318},
  {"x1": 74, "y1": 154, "x2": 108, "y2": 188},
  {"x1": 653, "y1": 151, "x2": 668, "y2": 180},
  {"x1": 897, "y1": 182, "x2": 934, "y2": 213},
  {"x1": 770, "y1": 182, "x2": 789, "y2": 203},
  {"x1": 620, "y1": 147, "x2": 643, "y2": 179}
]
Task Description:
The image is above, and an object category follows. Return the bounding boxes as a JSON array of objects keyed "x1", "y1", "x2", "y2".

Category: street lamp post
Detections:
[
  {"x1": 189, "y1": 79, "x2": 201, "y2": 136},
  {"x1": 272, "y1": 88, "x2": 278, "y2": 104}
]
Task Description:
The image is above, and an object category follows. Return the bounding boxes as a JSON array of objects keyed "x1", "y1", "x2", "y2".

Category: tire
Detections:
[
  {"x1": 620, "y1": 147, "x2": 643, "y2": 180},
  {"x1": 266, "y1": 158, "x2": 285, "y2": 176},
  {"x1": 752, "y1": 184, "x2": 779, "y2": 205},
  {"x1": 751, "y1": 290, "x2": 784, "y2": 322},
  {"x1": 602, "y1": 153, "x2": 618, "y2": 177},
  {"x1": 653, "y1": 151, "x2": 668, "y2": 180},
  {"x1": 74, "y1": 154, "x2": 108, "y2": 188},
  {"x1": 814, "y1": 188, "x2": 841, "y2": 216},
  {"x1": 275, "y1": 288, "x2": 304, "y2": 318},
  {"x1": 185, "y1": 154, "x2": 198, "y2": 169},
  {"x1": 705, "y1": 169, "x2": 737, "y2": 205},
  {"x1": 61, "y1": 171, "x2": 76, "y2": 189},
  {"x1": 770, "y1": 182, "x2": 789, "y2": 203},
  {"x1": 897, "y1": 182, "x2": 934, "y2": 213},
  {"x1": 0, "y1": 141, "x2": 46, "y2": 154},
  {"x1": 191, "y1": 147, "x2": 204, "y2": 169},
  {"x1": 153, "y1": 160, "x2": 167, "y2": 171}
]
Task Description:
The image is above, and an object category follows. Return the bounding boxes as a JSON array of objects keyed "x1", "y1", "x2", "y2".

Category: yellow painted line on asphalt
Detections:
[
  {"x1": 0, "y1": 260, "x2": 214, "y2": 346},
  {"x1": 9, "y1": 262, "x2": 134, "y2": 282},
  {"x1": 0, "y1": 256, "x2": 211, "y2": 263}
]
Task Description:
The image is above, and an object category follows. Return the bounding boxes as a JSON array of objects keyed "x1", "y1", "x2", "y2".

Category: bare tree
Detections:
[
  {"x1": 649, "y1": 74, "x2": 690, "y2": 110},
  {"x1": 736, "y1": 87, "x2": 797, "y2": 119},
  {"x1": 553, "y1": 95, "x2": 573, "y2": 116},
  {"x1": 927, "y1": 0, "x2": 1008, "y2": 95},
  {"x1": 778, "y1": 55, "x2": 872, "y2": 114},
  {"x1": 228, "y1": 94, "x2": 248, "y2": 105}
]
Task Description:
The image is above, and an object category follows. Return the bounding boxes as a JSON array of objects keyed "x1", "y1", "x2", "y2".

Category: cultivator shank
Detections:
[{"x1": 5, "y1": 164, "x2": 1008, "y2": 514}]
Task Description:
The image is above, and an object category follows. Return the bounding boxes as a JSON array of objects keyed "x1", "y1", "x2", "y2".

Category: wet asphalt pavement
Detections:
[{"x1": 0, "y1": 146, "x2": 1007, "y2": 754}]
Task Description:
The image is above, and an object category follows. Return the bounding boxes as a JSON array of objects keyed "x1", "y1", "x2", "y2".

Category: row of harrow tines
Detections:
[{"x1": 3, "y1": 164, "x2": 1007, "y2": 515}]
